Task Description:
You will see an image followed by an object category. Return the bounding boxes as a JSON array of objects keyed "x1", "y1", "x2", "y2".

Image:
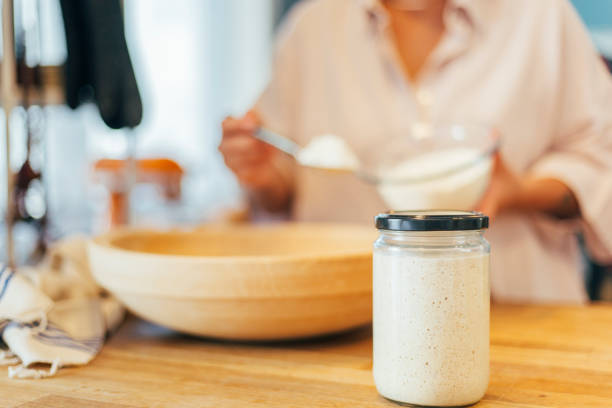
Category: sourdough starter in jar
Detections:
[{"x1": 373, "y1": 211, "x2": 490, "y2": 407}]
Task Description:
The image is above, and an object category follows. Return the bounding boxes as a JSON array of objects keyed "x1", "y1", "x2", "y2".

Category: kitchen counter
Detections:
[{"x1": 2, "y1": 304, "x2": 612, "y2": 407}]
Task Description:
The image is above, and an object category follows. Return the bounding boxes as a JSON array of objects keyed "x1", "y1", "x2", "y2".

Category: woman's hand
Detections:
[
  {"x1": 475, "y1": 153, "x2": 523, "y2": 220},
  {"x1": 219, "y1": 111, "x2": 293, "y2": 212},
  {"x1": 220, "y1": 111, "x2": 276, "y2": 189},
  {"x1": 476, "y1": 153, "x2": 580, "y2": 221}
]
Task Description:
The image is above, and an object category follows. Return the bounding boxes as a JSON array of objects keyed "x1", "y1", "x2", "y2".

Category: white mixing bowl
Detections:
[{"x1": 362, "y1": 124, "x2": 499, "y2": 211}]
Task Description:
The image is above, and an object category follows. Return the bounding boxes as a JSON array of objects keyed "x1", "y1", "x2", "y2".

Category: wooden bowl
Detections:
[{"x1": 88, "y1": 223, "x2": 375, "y2": 340}]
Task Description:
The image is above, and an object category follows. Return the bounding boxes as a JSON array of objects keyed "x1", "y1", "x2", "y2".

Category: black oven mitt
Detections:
[{"x1": 59, "y1": 0, "x2": 142, "y2": 129}]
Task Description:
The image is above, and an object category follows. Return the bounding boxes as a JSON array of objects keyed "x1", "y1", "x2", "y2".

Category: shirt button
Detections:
[{"x1": 416, "y1": 88, "x2": 433, "y2": 108}]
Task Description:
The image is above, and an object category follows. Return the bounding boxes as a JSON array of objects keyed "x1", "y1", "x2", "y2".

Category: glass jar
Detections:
[{"x1": 373, "y1": 211, "x2": 490, "y2": 407}]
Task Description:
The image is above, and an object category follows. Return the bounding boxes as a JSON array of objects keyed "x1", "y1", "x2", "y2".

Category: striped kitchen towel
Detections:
[{"x1": 0, "y1": 238, "x2": 124, "y2": 379}]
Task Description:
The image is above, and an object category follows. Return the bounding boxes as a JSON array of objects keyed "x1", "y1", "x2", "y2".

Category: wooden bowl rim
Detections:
[{"x1": 91, "y1": 223, "x2": 375, "y2": 263}]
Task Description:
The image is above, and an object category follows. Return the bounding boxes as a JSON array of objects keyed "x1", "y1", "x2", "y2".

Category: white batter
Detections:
[
  {"x1": 373, "y1": 250, "x2": 490, "y2": 406},
  {"x1": 296, "y1": 134, "x2": 360, "y2": 171}
]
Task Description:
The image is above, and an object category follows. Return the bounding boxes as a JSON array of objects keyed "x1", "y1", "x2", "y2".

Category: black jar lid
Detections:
[{"x1": 375, "y1": 211, "x2": 489, "y2": 231}]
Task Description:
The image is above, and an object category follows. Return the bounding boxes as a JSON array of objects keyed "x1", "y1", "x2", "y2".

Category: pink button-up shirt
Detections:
[{"x1": 254, "y1": 0, "x2": 612, "y2": 303}]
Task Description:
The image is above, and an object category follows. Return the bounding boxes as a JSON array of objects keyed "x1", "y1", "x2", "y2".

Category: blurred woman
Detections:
[{"x1": 219, "y1": 0, "x2": 612, "y2": 302}]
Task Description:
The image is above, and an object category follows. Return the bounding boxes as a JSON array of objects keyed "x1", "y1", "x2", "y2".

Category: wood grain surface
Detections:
[{"x1": 1, "y1": 304, "x2": 611, "y2": 408}]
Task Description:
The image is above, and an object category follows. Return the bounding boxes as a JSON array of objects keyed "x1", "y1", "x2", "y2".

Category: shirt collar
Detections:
[
  {"x1": 359, "y1": 0, "x2": 483, "y2": 77},
  {"x1": 450, "y1": 0, "x2": 484, "y2": 30},
  {"x1": 359, "y1": 0, "x2": 484, "y2": 33}
]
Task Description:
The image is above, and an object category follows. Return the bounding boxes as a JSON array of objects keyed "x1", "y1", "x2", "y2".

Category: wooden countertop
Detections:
[{"x1": 2, "y1": 304, "x2": 612, "y2": 407}]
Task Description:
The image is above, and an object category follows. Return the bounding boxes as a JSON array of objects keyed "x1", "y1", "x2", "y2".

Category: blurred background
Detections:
[
  {"x1": 0, "y1": 0, "x2": 611, "y2": 297},
  {"x1": 0, "y1": 0, "x2": 280, "y2": 242}
]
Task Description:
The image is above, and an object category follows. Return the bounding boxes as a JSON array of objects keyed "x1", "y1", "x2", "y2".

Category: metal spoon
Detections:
[{"x1": 254, "y1": 128, "x2": 301, "y2": 157}]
